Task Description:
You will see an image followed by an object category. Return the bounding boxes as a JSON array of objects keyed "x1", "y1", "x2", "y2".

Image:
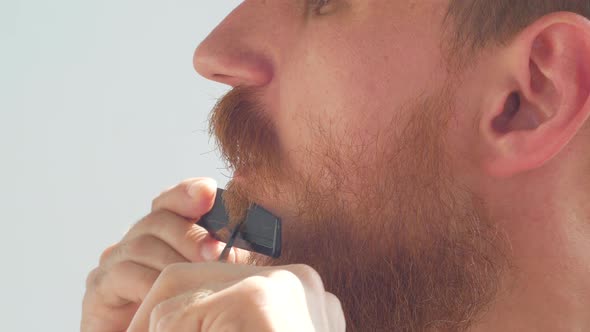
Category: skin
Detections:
[
  {"x1": 82, "y1": 1, "x2": 590, "y2": 331},
  {"x1": 82, "y1": 180, "x2": 345, "y2": 331}
]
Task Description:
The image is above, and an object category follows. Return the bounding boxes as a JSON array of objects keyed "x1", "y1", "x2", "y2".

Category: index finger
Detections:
[
  {"x1": 149, "y1": 177, "x2": 246, "y2": 263},
  {"x1": 151, "y1": 178, "x2": 217, "y2": 219}
]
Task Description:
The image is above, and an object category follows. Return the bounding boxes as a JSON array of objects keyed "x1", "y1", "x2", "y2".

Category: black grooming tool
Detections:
[{"x1": 197, "y1": 188, "x2": 282, "y2": 260}]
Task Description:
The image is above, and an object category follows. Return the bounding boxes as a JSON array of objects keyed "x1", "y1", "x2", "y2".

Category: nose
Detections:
[{"x1": 193, "y1": 3, "x2": 274, "y2": 87}]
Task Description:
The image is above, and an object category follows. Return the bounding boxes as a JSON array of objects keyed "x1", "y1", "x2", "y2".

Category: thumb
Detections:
[{"x1": 151, "y1": 178, "x2": 218, "y2": 220}]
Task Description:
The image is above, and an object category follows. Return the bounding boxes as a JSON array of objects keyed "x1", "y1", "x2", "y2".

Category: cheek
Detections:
[
  {"x1": 276, "y1": 55, "x2": 419, "y2": 176},
  {"x1": 275, "y1": 8, "x2": 447, "y2": 176},
  {"x1": 276, "y1": 73, "x2": 382, "y2": 178}
]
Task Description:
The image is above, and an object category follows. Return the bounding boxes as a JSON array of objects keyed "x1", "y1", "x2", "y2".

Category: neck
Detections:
[{"x1": 471, "y1": 167, "x2": 590, "y2": 331}]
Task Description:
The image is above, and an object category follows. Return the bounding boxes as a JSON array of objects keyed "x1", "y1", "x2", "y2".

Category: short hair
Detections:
[
  {"x1": 446, "y1": 0, "x2": 590, "y2": 52},
  {"x1": 446, "y1": 1, "x2": 590, "y2": 153}
]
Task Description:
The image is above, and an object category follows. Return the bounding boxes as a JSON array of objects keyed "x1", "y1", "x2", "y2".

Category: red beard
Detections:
[{"x1": 209, "y1": 86, "x2": 508, "y2": 331}]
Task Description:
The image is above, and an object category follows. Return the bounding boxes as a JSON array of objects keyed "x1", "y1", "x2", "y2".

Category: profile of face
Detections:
[
  {"x1": 194, "y1": 1, "x2": 590, "y2": 331},
  {"x1": 194, "y1": 2, "x2": 506, "y2": 331}
]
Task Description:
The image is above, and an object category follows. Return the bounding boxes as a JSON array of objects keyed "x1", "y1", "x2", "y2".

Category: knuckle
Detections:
[
  {"x1": 151, "y1": 188, "x2": 172, "y2": 212},
  {"x1": 179, "y1": 177, "x2": 204, "y2": 188},
  {"x1": 141, "y1": 209, "x2": 171, "y2": 230},
  {"x1": 124, "y1": 234, "x2": 156, "y2": 258},
  {"x1": 98, "y1": 244, "x2": 117, "y2": 266},
  {"x1": 123, "y1": 217, "x2": 144, "y2": 238},
  {"x1": 151, "y1": 265, "x2": 196, "y2": 309},
  {"x1": 109, "y1": 261, "x2": 134, "y2": 280},
  {"x1": 112, "y1": 261, "x2": 156, "y2": 295},
  {"x1": 160, "y1": 246, "x2": 184, "y2": 265},
  {"x1": 325, "y1": 292, "x2": 346, "y2": 331},
  {"x1": 94, "y1": 263, "x2": 120, "y2": 298},
  {"x1": 287, "y1": 264, "x2": 325, "y2": 292},
  {"x1": 151, "y1": 191, "x2": 171, "y2": 212},
  {"x1": 153, "y1": 311, "x2": 177, "y2": 332},
  {"x1": 151, "y1": 183, "x2": 180, "y2": 211},
  {"x1": 178, "y1": 179, "x2": 196, "y2": 193},
  {"x1": 150, "y1": 302, "x2": 169, "y2": 325},
  {"x1": 133, "y1": 213, "x2": 152, "y2": 230},
  {"x1": 241, "y1": 275, "x2": 271, "y2": 289},
  {"x1": 85, "y1": 267, "x2": 103, "y2": 289},
  {"x1": 159, "y1": 262, "x2": 190, "y2": 283},
  {"x1": 151, "y1": 196, "x2": 162, "y2": 211},
  {"x1": 325, "y1": 292, "x2": 343, "y2": 311},
  {"x1": 266, "y1": 269, "x2": 302, "y2": 288},
  {"x1": 136, "y1": 267, "x2": 159, "y2": 296},
  {"x1": 237, "y1": 276, "x2": 275, "y2": 306}
]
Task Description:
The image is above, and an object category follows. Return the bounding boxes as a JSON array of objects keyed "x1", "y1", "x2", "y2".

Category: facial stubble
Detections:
[{"x1": 209, "y1": 86, "x2": 508, "y2": 331}]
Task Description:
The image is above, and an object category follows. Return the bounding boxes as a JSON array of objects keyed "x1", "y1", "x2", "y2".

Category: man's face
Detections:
[{"x1": 196, "y1": 1, "x2": 507, "y2": 330}]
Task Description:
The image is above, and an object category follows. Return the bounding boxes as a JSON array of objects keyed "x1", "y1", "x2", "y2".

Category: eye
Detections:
[{"x1": 309, "y1": 0, "x2": 332, "y2": 15}]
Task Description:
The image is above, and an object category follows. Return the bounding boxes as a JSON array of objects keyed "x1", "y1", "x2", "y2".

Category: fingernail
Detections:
[
  {"x1": 187, "y1": 178, "x2": 217, "y2": 198},
  {"x1": 201, "y1": 241, "x2": 225, "y2": 261}
]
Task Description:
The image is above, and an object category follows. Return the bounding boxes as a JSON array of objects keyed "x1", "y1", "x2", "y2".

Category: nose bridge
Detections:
[{"x1": 194, "y1": 1, "x2": 282, "y2": 87}]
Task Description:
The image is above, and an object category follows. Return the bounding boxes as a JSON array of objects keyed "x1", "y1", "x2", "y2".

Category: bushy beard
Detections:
[{"x1": 209, "y1": 86, "x2": 508, "y2": 331}]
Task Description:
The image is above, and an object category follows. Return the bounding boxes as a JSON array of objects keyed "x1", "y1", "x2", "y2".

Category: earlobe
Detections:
[{"x1": 479, "y1": 13, "x2": 590, "y2": 178}]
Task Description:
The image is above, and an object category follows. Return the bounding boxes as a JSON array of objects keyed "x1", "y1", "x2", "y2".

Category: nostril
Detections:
[
  {"x1": 193, "y1": 49, "x2": 273, "y2": 87},
  {"x1": 211, "y1": 74, "x2": 246, "y2": 87}
]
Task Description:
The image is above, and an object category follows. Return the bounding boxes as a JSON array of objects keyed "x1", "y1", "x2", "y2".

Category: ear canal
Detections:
[
  {"x1": 492, "y1": 92, "x2": 521, "y2": 134},
  {"x1": 492, "y1": 91, "x2": 545, "y2": 135}
]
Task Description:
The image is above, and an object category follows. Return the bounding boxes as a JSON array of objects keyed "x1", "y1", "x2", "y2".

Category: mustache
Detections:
[{"x1": 208, "y1": 86, "x2": 282, "y2": 180}]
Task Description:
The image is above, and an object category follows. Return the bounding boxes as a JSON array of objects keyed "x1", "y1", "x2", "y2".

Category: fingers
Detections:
[
  {"x1": 121, "y1": 210, "x2": 224, "y2": 263},
  {"x1": 127, "y1": 263, "x2": 345, "y2": 332},
  {"x1": 89, "y1": 262, "x2": 160, "y2": 307},
  {"x1": 325, "y1": 292, "x2": 346, "y2": 332},
  {"x1": 122, "y1": 177, "x2": 242, "y2": 263},
  {"x1": 146, "y1": 275, "x2": 316, "y2": 332},
  {"x1": 152, "y1": 177, "x2": 250, "y2": 264},
  {"x1": 82, "y1": 178, "x2": 224, "y2": 332},
  {"x1": 148, "y1": 286, "x2": 223, "y2": 332},
  {"x1": 151, "y1": 178, "x2": 217, "y2": 219},
  {"x1": 123, "y1": 177, "x2": 224, "y2": 263},
  {"x1": 144, "y1": 278, "x2": 268, "y2": 332},
  {"x1": 127, "y1": 262, "x2": 255, "y2": 332},
  {"x1": 101, "y1": 235, "x2": 187, "y2": 271}
]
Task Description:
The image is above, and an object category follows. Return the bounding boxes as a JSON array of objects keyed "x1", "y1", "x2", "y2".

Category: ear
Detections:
[{"x1": 479, "y1": 13, "x2": 590, "y2": 178}]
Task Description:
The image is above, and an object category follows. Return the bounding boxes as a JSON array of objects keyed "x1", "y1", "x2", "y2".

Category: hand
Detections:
[
  {"x1": 81, "y1": 178, "x2": 245, "y2": 332},
  {"x1": 127, "y1": 262, "x2": 346, "y2": 332}
]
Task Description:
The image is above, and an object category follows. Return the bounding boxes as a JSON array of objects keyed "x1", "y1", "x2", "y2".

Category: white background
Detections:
[{"x1": 0, "y1": 1, "x2": 241, "y2": 330}]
